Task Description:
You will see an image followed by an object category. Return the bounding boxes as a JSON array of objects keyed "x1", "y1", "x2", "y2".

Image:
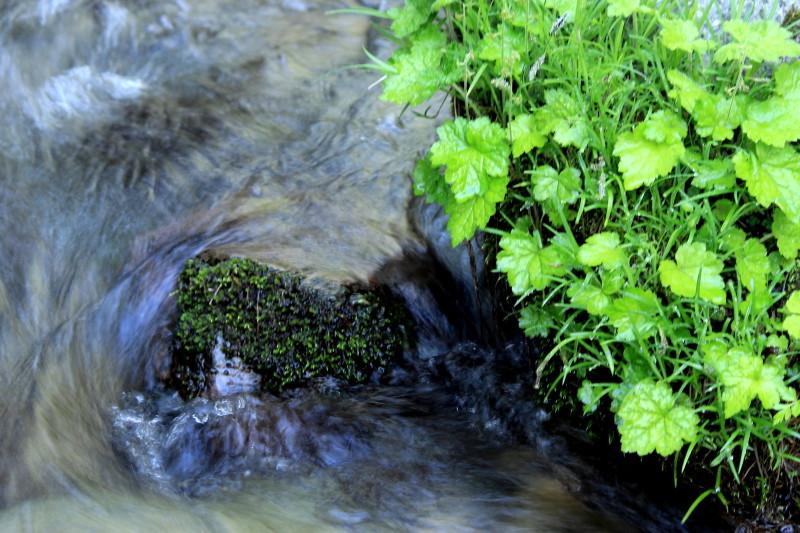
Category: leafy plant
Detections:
[{"x1": 347, "y1": 0, "x2": 800, "y2": 522}]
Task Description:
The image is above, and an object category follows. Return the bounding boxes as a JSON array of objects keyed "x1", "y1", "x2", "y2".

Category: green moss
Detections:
[{"x1": 170, "y1": 256, "x2": 413, "y2": 398}]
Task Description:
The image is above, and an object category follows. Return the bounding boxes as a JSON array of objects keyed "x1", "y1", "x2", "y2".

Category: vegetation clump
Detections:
[
  {"x1": 347, "y1": 0, "x2": 800, "y2": 524},
  {"x1": 170, "y1": 257, "x2": 413, "y2": 398}
]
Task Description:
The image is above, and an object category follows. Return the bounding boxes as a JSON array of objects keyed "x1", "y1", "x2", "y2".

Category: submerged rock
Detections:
[{"x1": 169, "y1": 257, "x2": 414, "y2": 399}]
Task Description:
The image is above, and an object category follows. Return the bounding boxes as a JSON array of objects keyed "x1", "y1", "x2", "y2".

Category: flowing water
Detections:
[{"x1": 0, "y1": 1, "x2": 725, "y2": 531}]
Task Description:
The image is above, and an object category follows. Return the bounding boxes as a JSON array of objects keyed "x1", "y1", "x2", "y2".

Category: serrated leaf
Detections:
[
  {"x1": 475, "y1": 24, "x2": 528, "y2": 76},
  {"x1": 508, "y1": 113, "x2": 548, "y2": 157},
  {"x1": 740, "y1": 286, "x2": 774, "y2": 316},
  {"x1": 709, "y1": 346, "x2": 796, "y2": 417},
  {"x1": 519, "y1": 305, "x2": 556, "y2": 338},
  {"x1": 667, "y1": 70, "x2": 708, "y2": 113},
  {"x1": 496, "y1": 229, "x2": 566, "y2": 294},
  {"x1": 617, "y1": 380, "x2": 699, "y2": 456},
  {"x1": 733, "y1": 144, "x2": 800, "y2": 223},
  {"x1": 742, "y1": 94, "x2": 800, "y2": 147},
  {"x1": 660, "y1": 19, "x2": 716, "y2": 53},
  {"x1": 387, "y1": 0, "x2": 435, "y2": 37},
  {"x1": 613, "y1": 111, "x2": 686, "y2": 190},
  {"x1": 577, "y1": 231, "x2": 627, "y2": 269},
  {"x1": 529, "y1": 165, "x2": 581, "y2": 205},
  {"x1": 783, "y1": 292, "x2": 800, "y2": 339},
  {"x1": 578, "y1": 380, "x2": 600, "y2": 413},
  {"x1": 412, "y1": 156, "x2": 448, "y2": 205},
  {"x1": 714, "y1": 19, "x2": 800, "y2": 64},
  {"x1": 567, "y1": 282, "x2": 612, "y2": 315},
  {"x1": 689, "y1": 158, "x2": 736, "y2": 189},
  {"x1": 659, "y1": 242, "x2": 726, "y2": 304},
  {"x1": 444, "y1": 174, "x2": 508, "y2": 246},
  {"x1": 430, "y1": 117, "x2": 510, "y2": 201},
  {"x1": 607, "y1": 0, "x2": 640, "y2": 17},
  {"x1": 775, "y1": 61, "x2": 800, "y2": 98},
  {"x1": 736, "y1": 238, "x2": 770, "y2": 292},
  {"x1": 381, "y1": 27, "x2": 462, "y2": 106},
  {"x1": 540, "y1": 89, "x2": 591, "y2": 150},
  {"x1": 720, "y1": 226, "x2": 746, "y2": 251},
  {"x1": 691, "y1": 92, "x2": 744, "y2": 141},
  {"x1": 773, "y1": 210, "x2": 800, "y2": 259},
  {"x1": 606, "y1": 288, "x2": 661, "y2": 342}
]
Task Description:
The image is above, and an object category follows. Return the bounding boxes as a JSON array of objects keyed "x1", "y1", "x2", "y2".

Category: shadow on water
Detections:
[{"x1": 0, "y1": 0, "x2": 727, "y2": 531}]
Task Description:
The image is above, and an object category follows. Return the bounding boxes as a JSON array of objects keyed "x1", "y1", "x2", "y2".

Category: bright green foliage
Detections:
[
  {"x1": 706, "y1": 346, "x2": 796, "y2": 418},
  {"x1": 430, "y1": 117, "x2": 510, "y2": 201},
  {"x1": 475, "y1": 24, "x2": 527, "y2": 76},
  {"x1": 773, "y1": 210, "x2": 800, "y2": 259},
  {"x1": 444, "y1": 174, "x2": 508, "y2": 246},
  {"x1": 613, "y1": 111, "x2": 686, "y2": 189},
  {"x1": 496, "y1": 229, "x2": 565, "y2": 294},
  {"x1": 529, "y1": 165, "x2": 581, "y2": 205},
  {"x1": 741, "y1": 94, "x2": 800, "y2": 147},
  {"x1": 568, "y1": 281, "x2": 612, "y2": 315},
  {"x1": 412, "y1": 156, "x2": 449, "y2": 205},
  {"x1": 660, "y1": 19, "x2": 715, "y2": 53},
  {"x1": 540, "y1": 90, "x2": 591, "y2": 150},
  {"x1": 733, "y1": 144, "x2": 800, "y2": 223},
  {"x1": 519, "y1": 304, "x2": 556, "y2": 338},
  {"x1": 387, "y1": 0, "x2": 434, "y2": 37},
  {"x1": 606, "y1": 0, "x2": 640, "y2": 18},
  {"x1": 171, "y1": 258, "x2": 413, "y2": 398},
  {"x1": 606, "y1": 288, "x2": 661, "y2": 342},
  {"x1": 688, "y1": 157, "x2": 735, "y2": 189},
  {"x1": 617, "y1": 380, "x2": 699, "y2": 456},
  {"x1": 381, "y1": 27, "x2": 462, "y2": 106},
  {"x1": 577, "y1": 231, "x2": 627, "y2": 269},
  {"x1": 714, "y1": 19, "x2": 800, "y2": 64},
  {"x1": 782, "y1": 292, "x2": 800, "y2": 339},
  {"x1": 659, "y1": 242, "x2": 726, "y2": 304},
  {"x1": 735, "y1": 238, "x2": 770, "y2": 292},
  {"x1": 355, "y1": 0, "x2": 800, "y2": 518},
  {"x1": 508, "y1": 113, "x2": 548, "y2": 158}
]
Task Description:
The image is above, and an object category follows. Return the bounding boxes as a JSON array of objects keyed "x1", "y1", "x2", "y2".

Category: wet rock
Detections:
[{"x1": 169, "y1": 256, "x2": 414, "y2": 398}]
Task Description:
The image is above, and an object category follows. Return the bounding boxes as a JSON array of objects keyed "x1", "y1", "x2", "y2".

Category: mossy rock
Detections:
[{"x1": 169, "y1": 256, "x2": 413, "y2": 398}]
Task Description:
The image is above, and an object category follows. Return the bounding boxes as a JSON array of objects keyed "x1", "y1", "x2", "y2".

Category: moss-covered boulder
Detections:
[{"x1": 169, "y1": 257, "x2": 413, "y2": 399}]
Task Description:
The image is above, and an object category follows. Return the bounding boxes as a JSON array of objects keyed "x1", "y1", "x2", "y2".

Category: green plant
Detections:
[
  {"x1": 170, "y1": 257, "x2": 412, "y2": 398},
  {"x1": 347, "y1": 0, "x2": 800, "y2": 521}
]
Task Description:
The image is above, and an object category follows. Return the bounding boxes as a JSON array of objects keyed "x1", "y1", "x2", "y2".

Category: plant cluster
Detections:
[
  {"x1": 348, "y1": 0, "x2": 800, "y2": 520},
  {"x1": 170, "y1": 257, "x2": 413, "y2": 398}
]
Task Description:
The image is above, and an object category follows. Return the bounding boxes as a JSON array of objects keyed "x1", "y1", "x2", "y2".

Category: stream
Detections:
[{"x1": 0, "y1": 0, "x2": 726, "y2": 531}]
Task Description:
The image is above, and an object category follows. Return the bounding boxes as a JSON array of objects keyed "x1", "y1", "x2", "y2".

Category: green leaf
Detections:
[
  {"x1": 740, "y1": 286, "x2": 774, "y2": 316},
  {"x1": 775, "y1": 61, "x2": 800, "y2": 98},
  {"x1": 607, "y1": 0, "x2": 640, "y2": 17},
  {"x1": 444, "y1": 174, "x2": 508, "y2": 246},
  {"x1": 691, "y1": 92, "x2": 745, "y2": 141},
  {"x1": 720, "y1": 226, "x2": 746, "y2": 252},
  {"x1": 617, "y1": 380, "x2": 699, "y2": 456},
  {"x1": 387, "y1": 0, "x2": 434, "y2": 37},
  {"x1": 508, "y1": 113, "x2": 548, "y2": 158},
  {"x1": 381, "y1": 27, "x2": 461, "y2": 106},
  {"x1": 707, "y1": 346, "x2": 796, "y2": 417},
  {"x1": 496, "y1": 229, "x2": 566, "y2": 294},
  {"x1": 540, "y1": 89, "x2": 591, "y2": 150},
  {"x1": 742, "y1": 94, "x2": 800, "y2": 147},
  {"x1": 519, "y1": 305, "x2": 556, "y2": 338},
  {"x1": 658, "y1": 242, "x2": 726, "y2": 304},
  {"x1": 529, "y1": 165, "x2": 581, "y2": 205},
  {"x1": 688, "y1": 158, "x2": 736, "y2": 189},
  {"x1": 773, "y1": 210, "x2": 800, "y2": 259},
  {"x1": 475, "y1": 24, "x2": 528, "y2": 76},
  {"x1": 714, "y1": 19, "x2": 800, "y2": 64},
  {"x1": 430, "y1": 117, "x2": 510, "y2": 201},
  {"x1": 567, "y1": 281, "x2": 612, "y2": 315},
  {"x1": 660, "y1": 19, "x2": 716, "y2": 53},
  {"x1": 577, "y1": 231, "x2": 627, "y2": 269},
  {"x1": 613, "y1": 111, "x2": 686, "y2": 190},
  {"x1": 412, "y1": 156, "x2": 448, "y2": 205},
  {"x1": 544, "y1": 0, "x2": 577, "y2": 21},
  {"x1": 733, "y1": 144, "x2": 800, "y2": 223},
  {"x1": 667, "y1": 70, "x2": 708, "y2": 113},
  {"x1": 782, "y1": 292, "x2": 800, "y2": 339},
  {"x1": 606, "y1": 288, "x2": 661, "y2": 342},
  {"x1": 736, "y1": 238, "x2": 770, "y2": 292}
]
